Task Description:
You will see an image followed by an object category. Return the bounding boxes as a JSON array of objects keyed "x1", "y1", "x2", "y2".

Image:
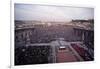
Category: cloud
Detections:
[{"x1": 15, "y1": 4, "x2": 94, "y2": 21}]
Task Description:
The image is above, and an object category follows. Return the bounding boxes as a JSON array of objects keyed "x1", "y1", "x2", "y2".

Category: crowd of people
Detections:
[
  {"x1": 15, "y1": 46, "x2": 51, "y2": 65},
  {"x1": 71, "y1": 43, "x2": 94, "y2": 61},
  {"x1": 15, "y1": 24, "x2": 94, "y2": 65},
  {"x1": 15, "y1": 25, "x2": 81, "y2": 45}
]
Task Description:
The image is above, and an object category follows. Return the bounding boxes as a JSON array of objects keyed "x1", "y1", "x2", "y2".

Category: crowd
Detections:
[{"x1": 15, "y1": 46, "x2": 51, "y2": 65}]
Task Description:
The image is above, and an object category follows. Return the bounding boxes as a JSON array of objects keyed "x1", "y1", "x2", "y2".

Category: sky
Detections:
[{"x1": 15, "y1": 3, "x2": 94, "y2": 22}]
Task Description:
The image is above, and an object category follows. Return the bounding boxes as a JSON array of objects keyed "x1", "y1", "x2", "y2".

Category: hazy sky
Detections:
[{"x1": 15, "y1": 4, "x2": 94, "y2": 22}]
